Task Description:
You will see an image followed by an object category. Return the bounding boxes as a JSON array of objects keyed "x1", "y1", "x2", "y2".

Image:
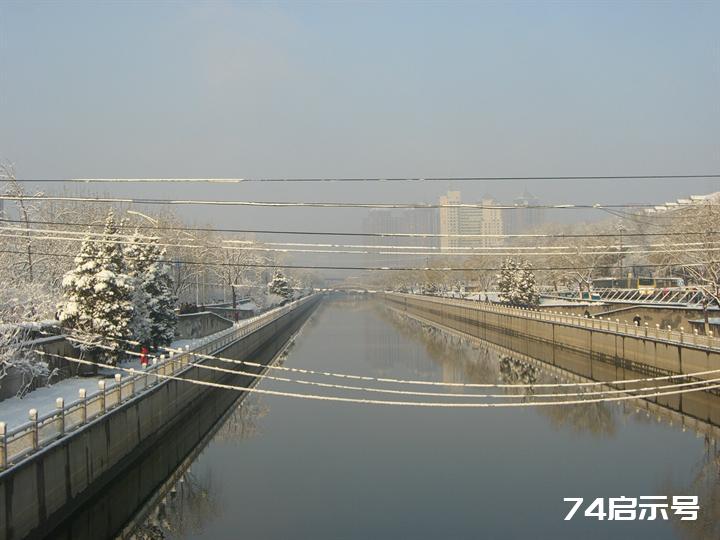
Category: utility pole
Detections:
[{"x1": 616, "y1": 221, "x2": 626, "y2": 283}]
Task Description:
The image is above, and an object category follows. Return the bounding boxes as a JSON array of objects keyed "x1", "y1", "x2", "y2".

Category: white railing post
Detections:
[
  {"x1": 56, "y1": 397, "x2": 65, "y2": 436},
  {"x1": 114, "y1": 373, "x2": 122, "y2": 403},
  {"x1": 79, "y1": 388, "x2": 87, "y2": 424},
  {"x1": 29, "y1": 408, "x2": 39, "y2": 450},
  {"x1": 98, "y1": 380, "x2": 106, "y2": 414},
  {"x1": 0, "y1": 422, "x2": 7, "y2": 469}
]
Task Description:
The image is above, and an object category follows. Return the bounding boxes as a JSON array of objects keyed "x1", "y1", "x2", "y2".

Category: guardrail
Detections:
[
  {"x1": 0, "y1": 295, "x2": 315, "y2": 471},
  {"x1": 389, "y1": 293, "x2": 719, "y2": 351}
]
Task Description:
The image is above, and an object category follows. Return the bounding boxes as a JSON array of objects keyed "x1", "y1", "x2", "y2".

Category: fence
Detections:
[
  {"x1": 388, "y1": 293, "x2": 719, "y2": 351},
  {"x1": 0, "y1": 295, "x2": 315, "y2": 471}
]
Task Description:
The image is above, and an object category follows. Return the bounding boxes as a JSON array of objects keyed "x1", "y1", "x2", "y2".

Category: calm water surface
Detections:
[{"x1": 136, "y1": 298, "x2": 718, "y2": 539}]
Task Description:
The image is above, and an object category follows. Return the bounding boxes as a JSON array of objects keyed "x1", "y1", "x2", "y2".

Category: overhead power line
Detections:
[
  {"x1": 8, "y1": 173, "x2": 720, "y2": 183},
  {"x1": 3, "y1": 229, "x2": 720, "y2": 258},
  {"x1": 73, "y1": 336, "x2": 720, "y2": 401},
  {"x1": 0, "y1": 194, "x2": 663, "y2": 210},
  {"x1": 32, "y1": 349, "x2": 720, "y2": 408},
  {"x1": 1, "y1": 217, "x2": 714, "y2": 240},
  {"x1": 0, "y1": 248, "x2": 710, "y2": 272},
  {"x1": 37, "y1": 322, "x2": 720, "y2": 391}
]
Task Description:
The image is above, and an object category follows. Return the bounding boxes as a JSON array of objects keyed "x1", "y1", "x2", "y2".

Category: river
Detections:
[{"x1": 68, "y1": 297, "x2": 720, "y2": 539}]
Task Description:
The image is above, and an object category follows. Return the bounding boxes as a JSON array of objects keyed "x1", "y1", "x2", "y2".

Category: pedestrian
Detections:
[
  {"x1": 140, "y1": 345, "x2": 149, "y2": 367},
  {"x1": 633, "y1": 314, "x2": 642, "y2": 326}
]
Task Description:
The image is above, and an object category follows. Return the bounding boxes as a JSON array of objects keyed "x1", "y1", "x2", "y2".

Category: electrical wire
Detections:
[
  {"x1": 1, "y1": 217, "x2": 714, "y2": 240},
  {"x1": 31, "y1": 349, "x2": 720, "y2": 408},
  {"x1": 4, "y1": 229, "x2": 720, "y2": 258},
  {"x1": 60, "y1": 324, "x2": 720, "y2": 391},
  {"x1": 0, "y1": 194, "x2": 669, "y2": 210},
  {"x1": 9, "y1": 173, "x2": 720, "y2": 183},
  {"x1": 67, "y1": 336, "x2": 720, "y2": 401},
  {"x1": 0, "y1": 248, "x2": 711, "y2": 272}
]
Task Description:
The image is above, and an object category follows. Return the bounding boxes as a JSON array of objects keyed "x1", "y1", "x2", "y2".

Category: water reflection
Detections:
[
  {"x1": 378, "y1": 304, "x2": 622, "y2": 436},
  {"x1": 670, "y1": 437, "x2": 720, "y2": 540},
  {"x1": 130, "y1": 395, "x2": 270, "y2": 539},
  {"x1": 121, "y1": 298, "x2": 720, "y2": 540},
  {"x1": 131, "y1": 470, "x2": 220, "y2": 539}
]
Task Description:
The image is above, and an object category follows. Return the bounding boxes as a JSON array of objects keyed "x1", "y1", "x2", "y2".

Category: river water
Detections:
[{"x1": 127, "y1": 297, "x2": 718, "y2": 539}]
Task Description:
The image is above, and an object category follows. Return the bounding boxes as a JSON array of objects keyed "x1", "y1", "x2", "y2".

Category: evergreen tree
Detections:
[
  {"x1": 58, "y1": 210, "x2": 134, "y2": 364},
  {"x1": 268, "y1": 270, "x2": 292, "y2": 299},
  {"x1": 518, "y1": 261, "x2": 540, "y2": 307},
  {"x1": 497, "y1": 258, "x2": 539, "y2": 307},
  {"x1": 124, "y1": 230, "x2": 177, "y2": 349},
  {"x1": 497, "y1": 258, "x2": 520, "y2": 304}
]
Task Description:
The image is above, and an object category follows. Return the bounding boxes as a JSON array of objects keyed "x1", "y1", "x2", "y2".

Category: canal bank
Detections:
[
  {"x1": 384, "y1": 293, "x2": 720, "y2": 385},
  {"x1": 0, "y1": 295, "x2": 320, "y2": 540},
  {"x1": 121, "y1": 298, "x2": 717, "y2": 540}
]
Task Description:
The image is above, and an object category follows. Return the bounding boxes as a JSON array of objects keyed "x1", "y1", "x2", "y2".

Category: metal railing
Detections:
[
  {"x1": 0, "y1": 295, "x2": 315, "y2": 471},
  {"x1": 390, "y1": 293, "x2": 719, "y2": 351}
]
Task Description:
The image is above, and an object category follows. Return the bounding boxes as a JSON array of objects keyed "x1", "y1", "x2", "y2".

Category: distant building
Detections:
[
  {"x1": 504, "y1": 189, "x2": 545, "y2": 234},
  {"x1": 438, "y1": 190, "x2": 503, "y2": 251},
  {"x1": 643, "y1": 191, "x2": 720, "y2": 215},
  {"x1": 362, "y1": 208, "x2": 438, "y2": 266}
]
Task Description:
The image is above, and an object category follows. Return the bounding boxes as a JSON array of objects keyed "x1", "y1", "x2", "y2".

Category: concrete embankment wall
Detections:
[
  {"x1": 0, "y1": 296, "x2": 320, "y2": 540},
  {"x1": 384, "y1": 294, "x2": 720, "y2": 385},
  {"x1": 175, "y1": 311, "x2": 235, "y2": 339}
]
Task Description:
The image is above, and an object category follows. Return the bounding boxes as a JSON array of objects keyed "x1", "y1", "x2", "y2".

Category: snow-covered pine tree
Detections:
[
  {"x1": 518, "y1": 261, "x2": 540, "y2": 307},
  {"x1": 268, "y1": 270, "x2": 292, "y2": 299},
  {"x1": 144, "y1": 247, "x2": 178, "y2": 348},
  {"x1": 497, "y1": 258, "x2": 520, "y2": 304},
  {"x1": 124, "y1": 230, "x2": 153, "y2": 347},
  {"x1": 124, "y1": 230, "x2": 177, "y2": 349},
  {"x1": 497, "y1": 258, "x2": 540, "y2": 307},
  {"x1": 58, "y1": 210, "x2": 134, "y2": 364}
]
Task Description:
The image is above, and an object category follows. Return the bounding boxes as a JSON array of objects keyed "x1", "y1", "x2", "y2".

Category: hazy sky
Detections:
[{"x1": 1, "y1": 1, "x2": 719, "y2": 235}]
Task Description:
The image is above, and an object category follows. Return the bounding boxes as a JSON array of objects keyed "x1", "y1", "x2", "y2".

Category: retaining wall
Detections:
[
  {"x1": 384, "y1": 293, "x2": 720, "y2": 384},
  {"x1": 175, "y1": 311, "x2": 234, "y2": 340},
  {"x1": 0, "y1": 295, "x2": 320, "y2": 540}
]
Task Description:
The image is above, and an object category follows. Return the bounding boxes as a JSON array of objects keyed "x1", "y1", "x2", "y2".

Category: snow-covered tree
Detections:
[
  {"x1": 124, "y1": 231, "x2": 153, "y2": 346},
  {"x1": 125, "y1": 230, "x2": 177, "y2": 349},
  {"x1": 268, "y1": 270, "x2": 292, "y2": 299},
  {"x1": 57, "y1": 210, "x2": 135, "y2": 364},
  {"x1": 497, "y1": 258, "x2": 539, "y2": 307},
  {"x1": 518, "y1": 261, "x2": 540, "y2": 307},
  {"x1": 497, "y1": 258, "x2": 519, "y2": 304},
  {"x1": 0, "y1": 281, "x2": 58, "y2": 391}
]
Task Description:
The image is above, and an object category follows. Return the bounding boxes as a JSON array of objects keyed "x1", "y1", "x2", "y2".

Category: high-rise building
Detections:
[
  {"x1": 438, "y1": 190, "x2": 503, "y2": 251},
  {"x1": 362, "y1": 208, "x2": 438, "y2": 266},
  {"x1": 504, "y1": 189, "x2": 544, "y2": 234}
]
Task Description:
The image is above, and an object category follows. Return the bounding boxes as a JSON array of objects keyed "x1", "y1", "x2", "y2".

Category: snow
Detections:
[
  {"x1": 0, "y1": 322, "x2": 244, "y2": 430},
  {"x1": 0, "y1": 375, "x2": 112, "y2": 429}
]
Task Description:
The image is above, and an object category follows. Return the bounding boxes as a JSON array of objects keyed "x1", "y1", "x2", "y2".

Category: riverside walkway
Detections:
[{"x1": 0, "y1": 296, "x2": 316, "y2": 470}]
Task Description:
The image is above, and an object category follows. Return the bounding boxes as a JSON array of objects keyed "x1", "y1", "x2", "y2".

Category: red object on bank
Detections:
[{"x1": 140, "y1": 346, "x2": 149, "y2": 367}]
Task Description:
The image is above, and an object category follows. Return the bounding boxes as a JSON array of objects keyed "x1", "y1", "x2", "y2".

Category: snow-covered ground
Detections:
[
  {"x1": 0, "y1": 324, "x2": 243, "y2": 430},
  {"x1": 0, "y1": 376, "x2": 114, "y2": 430}
]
